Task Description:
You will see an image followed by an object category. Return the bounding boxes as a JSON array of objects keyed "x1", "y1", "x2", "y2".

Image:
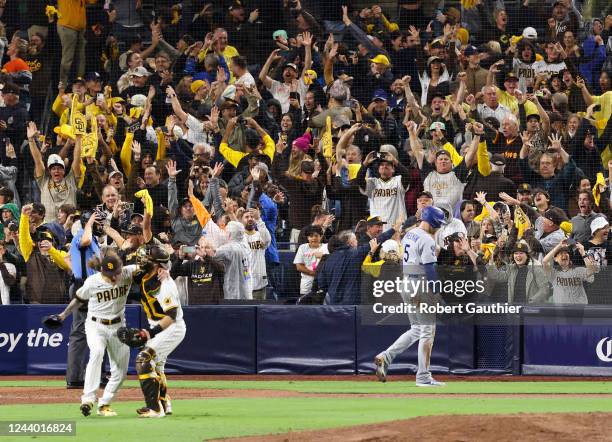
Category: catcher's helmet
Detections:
[
  {"x1": 136, "y1": 245, "x2": 170, "y2": 270},
  {"x1": 421, "y1": 206, "x2": 446, "y2": 229}
]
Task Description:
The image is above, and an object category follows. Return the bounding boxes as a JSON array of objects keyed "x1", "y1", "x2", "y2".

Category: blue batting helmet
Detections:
[{"x1": 421, "y1": 206, "x2": 446, "y2": 229}]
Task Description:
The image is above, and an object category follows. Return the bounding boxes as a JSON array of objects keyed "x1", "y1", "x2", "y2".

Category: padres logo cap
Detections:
[{"x1": 101, "y1": 254, "x2": 122, "y2": 277}]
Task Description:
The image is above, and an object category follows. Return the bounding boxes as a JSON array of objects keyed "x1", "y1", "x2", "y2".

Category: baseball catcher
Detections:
[{"x1": 123, "y1": 245, "x2": 186, "y2": 418}]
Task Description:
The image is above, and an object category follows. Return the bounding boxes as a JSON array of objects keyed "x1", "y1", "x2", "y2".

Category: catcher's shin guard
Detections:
[
  {"x1": 136, "y1": 348, "x2": 161, "y2": 411},
  {"x1": 158, "y1": 370, "x2": 171, "y2": 414}
]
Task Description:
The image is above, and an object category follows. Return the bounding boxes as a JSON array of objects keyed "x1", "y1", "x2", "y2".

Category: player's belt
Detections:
[{"x1": 91, "y1": 316, "x2": 122, "y2": 325}]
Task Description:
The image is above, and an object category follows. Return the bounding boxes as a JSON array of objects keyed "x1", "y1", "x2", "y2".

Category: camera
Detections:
[
  {"x1": 236, "y1": 115, "x2": 246, "y2": 125},
  {"x1": 7, "y1": 221, "x2": 17, "y2": 232},
  {"x1": 526, "y1": 86, "x2": 533, "y2": 94}
]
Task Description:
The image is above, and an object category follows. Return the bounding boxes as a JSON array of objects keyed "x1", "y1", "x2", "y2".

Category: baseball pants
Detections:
[
  {"x1": 81, "y1": 319, "x2": 129, "y2": 406},
  {"x1": 377, "y1": 293, "x2": 437, "y2": 384},
  {"x1": 146, "y1": 320, "x2": 187, "y2": 373}
]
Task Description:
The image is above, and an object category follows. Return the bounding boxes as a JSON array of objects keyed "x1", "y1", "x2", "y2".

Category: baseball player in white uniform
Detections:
[
  {"x1": 128, "y1": 245, "x2": 186, "y2": 418},
  {"x1": 375, "y1": 206, "x2": 447, "y2": 387},
  {"x1": 56, "y1": 252, "x2": 136, "y2": 416}
]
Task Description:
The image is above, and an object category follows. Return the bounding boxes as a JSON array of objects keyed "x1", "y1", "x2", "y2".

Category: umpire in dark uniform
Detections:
[{"x1": 66, "y1": 211, "x2": 102, "y2": 388}]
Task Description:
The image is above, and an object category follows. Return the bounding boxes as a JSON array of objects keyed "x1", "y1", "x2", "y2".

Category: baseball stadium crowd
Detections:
[{"x1": 0, "y1": 0, "x2": 610, "y2": 307}]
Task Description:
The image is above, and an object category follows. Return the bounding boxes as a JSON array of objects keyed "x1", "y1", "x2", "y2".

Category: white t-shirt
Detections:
[
  {"x1": 268, "y1": 79, "x2": 307, "y2": 113},
  {"x1": 294, "y1": 243, "x2": 329, "y2": 294},
  {"x1": 77, "y1": 265, "x2": 137, "y2": 319}
]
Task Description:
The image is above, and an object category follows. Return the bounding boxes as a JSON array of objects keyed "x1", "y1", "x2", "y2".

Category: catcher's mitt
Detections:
[
  {"x1": 117, "y1": 327, "x2": 148, "y2": 348},
  {"x1": 42, "y1": 314, "x2": 63, "y2": 330}
]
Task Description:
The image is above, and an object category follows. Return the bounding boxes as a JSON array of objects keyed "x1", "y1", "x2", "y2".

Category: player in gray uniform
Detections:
[
  {"x1": 54, "y1": 252, "x2": 136, "y2": 416},
  {"x1": 375, "y1": 206, "x2": 447, "y2": 387}
]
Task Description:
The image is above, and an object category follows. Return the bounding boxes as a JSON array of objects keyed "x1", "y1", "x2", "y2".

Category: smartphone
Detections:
[
  {"x1": 526, "y1": 86, "x2": 533, "y2": 94},
  {"x1": 182, "y1": 245, "x2": 196, "y2": 255},
  {"x1": 97, "y1": 93, "x2": 104, "y2": 104},
  {"x1": 165, "y1": 95, "x2": 173, "y2": 104}
]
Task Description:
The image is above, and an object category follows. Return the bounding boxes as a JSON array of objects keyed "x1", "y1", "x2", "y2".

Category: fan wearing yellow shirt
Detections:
[
  {"x1": 487, "y1": 65, "x2": 538, "y2": 116},
  {"x1": 198, "y1": 28, "x2": 240, "y2": 84}
]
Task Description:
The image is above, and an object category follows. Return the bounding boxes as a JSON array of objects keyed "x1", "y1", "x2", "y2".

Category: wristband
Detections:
[{"x1": 149, "y1": 324, "x2": 163, "y2": 338}]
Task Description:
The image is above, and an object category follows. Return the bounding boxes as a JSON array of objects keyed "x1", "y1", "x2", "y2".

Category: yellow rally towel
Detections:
[
  {"x1": 560, "y1": 221, "x2": 573, "y2": 235},
  {"x1": 474, "y1": 202, "x2": 491, "y2": 223},
  {"x1": 322, "y1": 116, "x2": 333, "y2": 159},
  {"x1": 514, "y1": 206, "x2": 531, "y2": 240},
  {"x1": 347, "y1": 163, "x2": 361, "y2": 180},
  {"x1": 70, "y1": 95, "x2": 87, "y2": 136},
  {"x1": 593, "y1": 172, "x2": 606, "y2": 207},
  {"x1": 135, "y1": 190, "x2": 154, "y2": 216},
  {"x1": 481, "y1": 243, "x2": 496, "y2": 261}
]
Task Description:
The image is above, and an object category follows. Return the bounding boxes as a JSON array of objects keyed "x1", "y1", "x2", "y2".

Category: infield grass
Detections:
[
  {"x1": 3, "y1": 379, "x2": 612, "y2": 441},
  {"x1": 2, "y1": 379, "x2": 612, "y2": 394}
]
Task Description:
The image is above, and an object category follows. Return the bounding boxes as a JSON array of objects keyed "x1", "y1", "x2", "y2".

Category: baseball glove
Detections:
[
  {"x1": 42, "y1": 314, "x2": 63, "y2": 330},
  {"x1": 117, "y1": 327, "x2": 148, "y2": 348}
]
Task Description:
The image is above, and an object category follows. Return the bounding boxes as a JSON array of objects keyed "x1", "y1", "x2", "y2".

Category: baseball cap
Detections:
[
  {"x1": 131, "y1": 66, "x2": 151, "y2": 77},
  {"x1": 130, "y1": 212, "x2": 144, "y2": 221},
  {"x1": 338, "y1": 72, "x2": 354, "y2": 83},
  {"x1": 543, "y1": 207, "x2": 569, "y2": 226},
  {"x1": 429, "y1": 121, "x2": 446, "y2": 131},
  {"x1": 101, "y1": 254, "x2": 122, "y2": 277},
  {"x1": 427, "y1": 56, "x2": 443, "y2": 66},
  {"x1": 47, "y1": 154, "x2": 65, "y2": 169},
  {"x1": 372, "y1": 89, "x2": 389, "y2": 102},
  {"x1": 122, "y1": 224, "x2": 143, "y2": 235},
  {"x1": 272, "y1": 30, "x2": 288, "y2": 41},
  {"x1": 517, "y1": 183, "x2": 532, "y2": 194},
  {"x1": 464, "y1": 45, "x2": 480, "y2": 57},
  {"x1": 108, "y1": 170, "x2": 123, "y2": 179},
  {"x1": 526, "y1": 113, "x2": 541, "y2": 121},
  {"x1": 130, "y1": 94, "x2": 147, "y2": 107},
  {"x1": 381, "y1": 239, "x2": 399, "y2": 254},
  {"x1": 505, "y1": 72, "x2": 519, "y2": 82},
  {"x1": 522, "y1": 27, "x2": 538, "y2": 39},
  {"x1": 285, "y1": 63, "x2": 298, "y2": 72},
  {"x1": 490, "y1": 154, "x2": 506, "y2": 166},
  {"x1": 430, "y1": 39, "x2": 444, "y2": 48},
  {"x1": 590, "y1": 216, "x2": 610, "y2": 235},
  {"x1": 190, "y1": 79, "x2": 206, "y2": 94},
  {"x1": 380, "y1": 144, "x2": 398, "y2": 162},
  {"x1": 369, "y1": 54, "x2": 390, "y2": 66},
  {"x1": 513, "y1": 241, "x2": 531, "y2": 254},
  {"x1": 366, "y1": 215, "x2": 386, "y2": 226},
  {"x1": 85, "y1": 72, "x2": 103, "y2": 82}
]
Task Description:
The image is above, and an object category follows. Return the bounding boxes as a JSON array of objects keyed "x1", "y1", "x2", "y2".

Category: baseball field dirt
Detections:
[{"x1": 1, "y1": 376, "x2": 611, "y2": 441}]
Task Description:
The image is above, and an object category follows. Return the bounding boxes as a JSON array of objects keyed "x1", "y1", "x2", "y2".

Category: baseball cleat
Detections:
[
  {"x1": 416, "y1": 379, "x2": 446, "y2": 387},
  {"x1": 97, "y1": 404, "x2": 117, "y2": 417},
  {"x1": 161, "y1": 396, "x2": 172, "y2": 415},
  {"x1": 80, "y1": 402, "x2": 94, "y2": 417},
  {"x1": 137, "y1": 407, "x2": 165, "y2": 418},
  {"x1": 374, "y1": 356, "x2": 388, "y2": 383}
]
